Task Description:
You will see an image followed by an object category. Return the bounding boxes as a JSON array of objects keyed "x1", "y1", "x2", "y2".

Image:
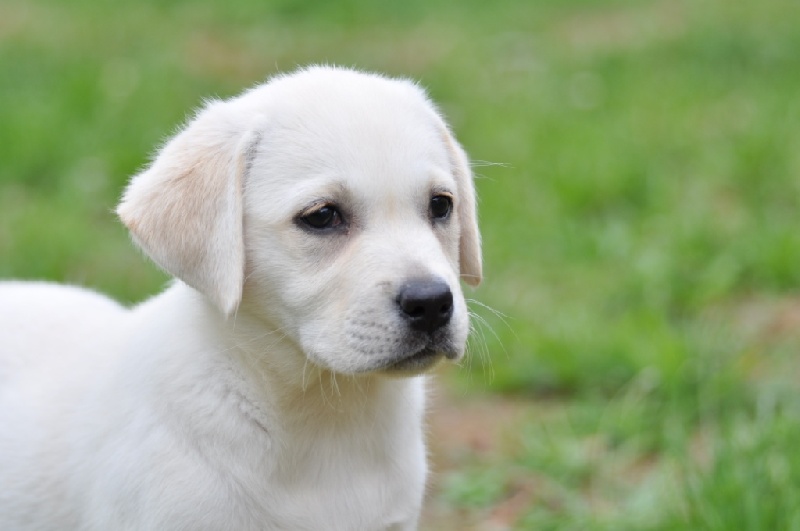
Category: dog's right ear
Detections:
[{"x1": 116, "y1": 100, "x2": 258, "y2": 315}]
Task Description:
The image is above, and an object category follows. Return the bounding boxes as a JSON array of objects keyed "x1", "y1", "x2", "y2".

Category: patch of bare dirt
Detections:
[{"x1": 420, "y1": 381, "x2": 538, "y2": 530}]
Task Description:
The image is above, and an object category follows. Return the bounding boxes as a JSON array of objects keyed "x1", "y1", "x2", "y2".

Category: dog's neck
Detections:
[{"x1": 164, "y1": 283, "x2": 424, "y2": 438}]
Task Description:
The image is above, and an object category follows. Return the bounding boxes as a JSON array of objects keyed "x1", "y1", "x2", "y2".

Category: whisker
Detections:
[
  {"x1": 468, "y1": 314, "x2": 495, "y2": 384},
  {"x1": 301, "y1": 358, "x2": 310, "y2": 393},
  {"x1": 468, "y1": 299, "x2": 517, "y2": 347},
  {"x1": 330, "y1": 371, "x2": 341, "y2": 398},
  {"x1": 467, "y1": 298, "x2": 513, "y2": 328},
  {"x1": 317, "y1": 370, "x2": 334, "y2": 410},
  {"x1": 470, "y1": 160, "x2": 510, "y2": 169},
  {"x1": 469, "y1": 311, "x2": 506, "y2": 359}
]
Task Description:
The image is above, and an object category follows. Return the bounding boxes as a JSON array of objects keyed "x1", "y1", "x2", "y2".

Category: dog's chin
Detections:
[
  {"x1": 377, "y1": 345, "x2": 462, "y2": 377},
  {"x1": 379, "y1": 348, "x2": 444, "y2": 376}
]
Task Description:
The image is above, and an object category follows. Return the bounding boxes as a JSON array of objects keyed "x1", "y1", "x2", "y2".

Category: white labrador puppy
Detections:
[{"x1": 0, "y1": 66, "x2": 481, "y2": 531}]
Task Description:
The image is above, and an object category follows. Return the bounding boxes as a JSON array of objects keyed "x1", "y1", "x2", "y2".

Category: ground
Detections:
[{"x1": 423, "y1": 380, "x2": 534, "y2": 530}]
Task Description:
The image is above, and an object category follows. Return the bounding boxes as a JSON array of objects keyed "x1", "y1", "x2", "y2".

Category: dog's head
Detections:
[{"x1": 117, "y1": 66, "x2": 481, "y2": 375}]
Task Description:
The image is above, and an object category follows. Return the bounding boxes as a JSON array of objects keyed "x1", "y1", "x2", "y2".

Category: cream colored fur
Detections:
[{"x1": 0, "y1": 66, "x2": 481, "y2": 530}]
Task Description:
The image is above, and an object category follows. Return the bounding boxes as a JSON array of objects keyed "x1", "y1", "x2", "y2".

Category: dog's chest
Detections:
[
  {"x1": 267, "y1": 450, "x2": 422, "y2": 529},
  {"x1": 254, "y1": 399, "x2": 427, "y2": 529},
  {"x1": 169, "y1": 379, "x2": 429, "y2": 530}
]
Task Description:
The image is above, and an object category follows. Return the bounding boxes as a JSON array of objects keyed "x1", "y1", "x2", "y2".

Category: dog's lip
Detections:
[{"x1": 381, "y1": 347, "x2": 446, "y2": 375}]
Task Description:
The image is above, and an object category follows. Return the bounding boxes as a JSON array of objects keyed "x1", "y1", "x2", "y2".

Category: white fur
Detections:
[{"x1": 0, "y1": 66, "x2": 481, "y2": 530}]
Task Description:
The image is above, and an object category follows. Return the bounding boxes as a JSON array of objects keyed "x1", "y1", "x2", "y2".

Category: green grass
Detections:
[{"x1": 3, "y1": 0, "x2": 800, "y2": 528}]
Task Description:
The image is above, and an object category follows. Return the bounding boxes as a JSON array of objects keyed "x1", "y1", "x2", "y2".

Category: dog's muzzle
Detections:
[{"x1": 378, "y1": 278, "x2": 458, "y2": 374}]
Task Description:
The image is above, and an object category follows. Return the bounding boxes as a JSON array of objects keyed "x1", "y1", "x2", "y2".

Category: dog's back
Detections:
[
  {"x1": 0, "y1": 282, "x2": 127, "y2": 378},
  {"x1": 0, "y1": 282, "x2": 128, "y2": 528}
]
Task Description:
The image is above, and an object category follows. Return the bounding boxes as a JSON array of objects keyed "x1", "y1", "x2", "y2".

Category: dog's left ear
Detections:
[
  {"x1": 442, "y1": 128, "x2": 483, "y2": 287},
  {"x1": 117, "y1": 100, "x2": 258, "y2": 315}
]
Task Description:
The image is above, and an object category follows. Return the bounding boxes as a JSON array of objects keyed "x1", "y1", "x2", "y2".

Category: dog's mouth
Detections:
[
  {"x1": 381, "y1": 344, "x2": 459, "y2": 375},
  {"x1": 383, "y1": 348, "x2": 442, "y2": 374}
]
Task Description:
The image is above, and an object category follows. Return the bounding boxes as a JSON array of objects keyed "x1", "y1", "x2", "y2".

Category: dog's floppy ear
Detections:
[
  {"x1": 117, "y1": 100, "x2": 258, "y2": 315},
  {"x1": 442, "y1": 129, "x2": 483, "y2": 287}
]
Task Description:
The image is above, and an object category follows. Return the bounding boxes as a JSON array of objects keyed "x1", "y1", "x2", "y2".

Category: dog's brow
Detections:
[
  {"x1": 302, "y1": 180, "x2": 349, "y2": 204},
  {"x1": 431, "y1": 183, "x2": 454, "y2": 196}
]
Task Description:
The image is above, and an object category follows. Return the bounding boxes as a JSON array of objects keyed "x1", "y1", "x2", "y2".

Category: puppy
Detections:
[{"x1": 0, "y1": 66, "x2": 481, "y2": 530}]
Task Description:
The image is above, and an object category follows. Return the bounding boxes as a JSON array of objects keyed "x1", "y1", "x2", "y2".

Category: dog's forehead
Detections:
[
  {"x1": 246, "y1": 71, "x2": 456, "y2": 213},
  {"x1": 268, "y1": 75, "x2": 447, "y2": 163}
]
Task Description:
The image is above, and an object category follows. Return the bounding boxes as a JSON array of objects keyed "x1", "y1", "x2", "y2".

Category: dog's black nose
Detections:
[{"x1": 397, "y1": 279, "x2": 454, "y2": 334}]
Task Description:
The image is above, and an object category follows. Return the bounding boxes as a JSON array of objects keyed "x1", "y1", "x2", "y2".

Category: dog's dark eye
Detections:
[
  {"x1": 430, "y1": 195, "x2": 453, "y2": 220},
  {"x1": 300, "y1": 205, "x2": 343, "y2": 230}
]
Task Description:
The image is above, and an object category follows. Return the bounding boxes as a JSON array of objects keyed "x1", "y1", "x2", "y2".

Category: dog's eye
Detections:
[
  {"x1": 300, "y1": 205, "x2": 343, "y2": 230},
  {"x1": 430, "y1": 195, "x2": 453, "y2": 220}
]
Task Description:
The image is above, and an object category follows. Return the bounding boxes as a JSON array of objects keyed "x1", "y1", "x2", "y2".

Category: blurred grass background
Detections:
[{"x1": 2, "y1": 0, "x2": 800, "y2": 528}]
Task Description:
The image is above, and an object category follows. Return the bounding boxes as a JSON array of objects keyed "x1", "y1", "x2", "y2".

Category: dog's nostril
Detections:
[
  {"x1": 406, "y1": 305, "x2": 425, "y2": 319},
  {"x1": 397, "y1": 279, "x2": 454, "y2": 334}
]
